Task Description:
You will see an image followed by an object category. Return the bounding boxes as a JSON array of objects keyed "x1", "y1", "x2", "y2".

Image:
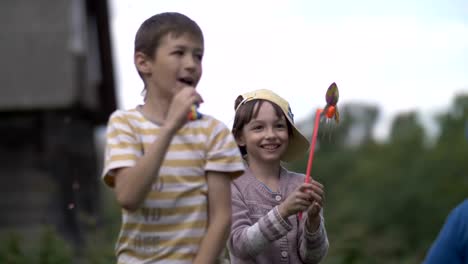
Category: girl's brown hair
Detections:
[{"x1": 232, "y1": 95, "x2": 293, "y2": 156}]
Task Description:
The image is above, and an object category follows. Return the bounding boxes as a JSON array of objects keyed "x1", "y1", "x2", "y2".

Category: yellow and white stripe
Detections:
[{"x1": 102, "y1": 108, "x2": 244, "y2": 263}]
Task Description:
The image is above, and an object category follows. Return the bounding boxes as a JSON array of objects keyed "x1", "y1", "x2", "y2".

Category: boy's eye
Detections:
[
  {"x1": 252, "y1": 125, "x2": 263, "y2": 131},
  {"x1": 195, "y1": 54, "x2": 203, "y2": 61},
  {"x1": 173, "y1": 50, "x2": 184, "y2": 56}
]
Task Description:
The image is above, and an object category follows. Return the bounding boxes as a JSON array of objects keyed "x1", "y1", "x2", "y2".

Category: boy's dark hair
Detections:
[
  {"x1": 232, "y1": 96, "x2": 293, "y2": 156},
  {"x1": 134, "y1": 12, "x2": 204, "y2": 87}
]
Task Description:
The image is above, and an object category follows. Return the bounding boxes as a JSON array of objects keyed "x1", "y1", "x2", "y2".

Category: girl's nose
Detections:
[{"x1": 264, "y1": 127, "x2": 276, "y2": 139}]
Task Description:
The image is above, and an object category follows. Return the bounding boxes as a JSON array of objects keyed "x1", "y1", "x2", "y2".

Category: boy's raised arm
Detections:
[
  {"x1": 113, "y1": 88, "x2": 202, "y2": 211},
  {"x1": 193, "y1": 171, "x2": 232, "y2": 264},
  {"x1": 113, "y1": 125, "x2": 176, "y2": 211}
]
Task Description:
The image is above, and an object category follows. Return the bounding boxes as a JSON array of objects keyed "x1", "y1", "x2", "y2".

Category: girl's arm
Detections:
[
  {"x1": 228, "y1": 184, "x2": 292, "y2": 259},
  {"x1": 297, "y1": 209, "x2": 329, "y2": 263},
  {"x1": 193, "y1": 171, "x2": 232, "y2": 264}
]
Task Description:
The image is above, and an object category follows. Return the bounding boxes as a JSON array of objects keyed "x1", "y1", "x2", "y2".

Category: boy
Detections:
[{"x1": 102, "y1": 12, "x2": 245, "y2": 263}]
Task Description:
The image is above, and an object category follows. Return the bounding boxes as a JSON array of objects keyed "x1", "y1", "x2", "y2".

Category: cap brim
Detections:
[{"x1": 282, "y1": 117, "x2": 310, "y2": 162}]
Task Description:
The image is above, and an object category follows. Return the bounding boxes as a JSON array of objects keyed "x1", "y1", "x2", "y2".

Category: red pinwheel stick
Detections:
[
  {"x1": 306, "y1": 108, "x2": 323, "y2": 182},
  {"x1": 299, "y1": 108, "x2": 322, "y2": 221}
]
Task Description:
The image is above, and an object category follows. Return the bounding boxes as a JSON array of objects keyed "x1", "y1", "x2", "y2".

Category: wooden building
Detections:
[{"x1": 0, "y1": 0, "x2": 117, "y2": 248}]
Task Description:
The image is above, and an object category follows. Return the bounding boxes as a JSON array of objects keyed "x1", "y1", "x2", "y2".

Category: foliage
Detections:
[
  {"x1": 37, "y1": 228, "x2": 73, "y2": 264},
  {"x1": 0, "y1": 228, "x2": 72, "y2": 264},
  {"x1": 0, "y1": 186, "x2": 120, "y2": 264},
  {"x1": 289, "y1": 94, "x2": 468, "y2": 263},
  {"x1": 3, "y1": 95, "x2": 466, "y2": 264},
  {"x1": 0, "y1": 233, "x2": 29, "y2": 264}
]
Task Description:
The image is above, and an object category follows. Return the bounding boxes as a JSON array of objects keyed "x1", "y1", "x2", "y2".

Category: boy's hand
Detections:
[{"x1": 164, "y1": 87, "x2": 203, "y2": 132}]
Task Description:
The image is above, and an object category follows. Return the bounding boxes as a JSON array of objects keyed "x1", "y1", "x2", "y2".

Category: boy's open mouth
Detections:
[{"x1": 178, "y1": 77, "x2": 194, "y2": 86}]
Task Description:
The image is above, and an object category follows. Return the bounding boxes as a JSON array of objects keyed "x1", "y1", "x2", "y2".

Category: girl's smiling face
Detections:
[{"x1": 237, "y1": 101, "x2": 290, "y2": 164}]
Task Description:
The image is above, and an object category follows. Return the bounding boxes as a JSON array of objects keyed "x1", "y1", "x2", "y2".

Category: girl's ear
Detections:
[{"x1": 134, "y1": 51, "x2": 152, "y2": 75}]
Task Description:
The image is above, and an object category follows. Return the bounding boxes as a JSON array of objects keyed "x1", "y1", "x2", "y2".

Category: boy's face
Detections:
[{"x1": 139, "y1": 33, "x2": 204, "y2": 100}]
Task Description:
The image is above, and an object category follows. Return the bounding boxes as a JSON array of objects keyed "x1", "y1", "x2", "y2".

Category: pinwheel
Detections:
[
  {"x1": 323, "y1": 82, "x2": 340, "y2": 123},
  {"x1": 299, "y1": 82, "x2": 339, "y2": 221}
]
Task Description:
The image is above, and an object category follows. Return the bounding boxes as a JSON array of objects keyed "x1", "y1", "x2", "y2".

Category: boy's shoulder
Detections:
[
  {"x1": 105, "y1": 108, "x2": 146, "y2": 136},
  {"x1": 198, "y1": 113, "x2": 224, "y2": 125},
  {"x1": 107, "y1": 108, "x2": 140, "y2": 122},
  {"x1": 194, "y1": 113, "x2": 232, "y2": 133}
]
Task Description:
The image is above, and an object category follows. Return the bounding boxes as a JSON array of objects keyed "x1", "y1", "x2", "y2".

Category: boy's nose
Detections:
[{"x1": 183, "y1": 55, "x2": 198, "y2": 72}]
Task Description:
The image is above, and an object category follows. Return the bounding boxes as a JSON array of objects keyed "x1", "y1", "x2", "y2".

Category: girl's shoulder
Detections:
[
  {"x1": 232, "y1": 168, "x2": 255, "y2": 187},
  {"x1": 281, "y1": 167, "x2": 306, "y2": 183}
]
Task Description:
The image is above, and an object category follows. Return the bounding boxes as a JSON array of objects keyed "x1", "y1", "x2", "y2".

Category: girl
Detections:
[{"x1": 228, "y1": 89, "x2": 329, "y2": 264}]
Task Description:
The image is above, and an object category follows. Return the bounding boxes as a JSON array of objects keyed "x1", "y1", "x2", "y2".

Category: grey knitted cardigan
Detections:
[{"x1": 228, "y1": 167, "x2": 329, "y2": 264}]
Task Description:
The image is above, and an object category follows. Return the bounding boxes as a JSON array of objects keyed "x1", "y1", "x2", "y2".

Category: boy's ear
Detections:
[
  {"x1": 134, "y1": 51, "x2": 152, "y2": 74},
  {"x1": 235, "y1": 135, "x2": 246, "y2": 147}
]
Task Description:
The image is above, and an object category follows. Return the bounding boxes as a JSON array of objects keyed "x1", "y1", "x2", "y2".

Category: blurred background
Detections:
[{"x1": 0, "y1": 0, "x2": 467, "y2": 263}]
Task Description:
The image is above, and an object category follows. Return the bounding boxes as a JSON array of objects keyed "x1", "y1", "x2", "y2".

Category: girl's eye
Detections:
[
  {"x1": 252, "y1": 125, "x2": 263, "y2": 131},
  {"x1": 173, "y1": 50, "x2": 184, "y2": 56},
  {"x1": 276, "y1": 123, "x2": 286, "y2": 129}
]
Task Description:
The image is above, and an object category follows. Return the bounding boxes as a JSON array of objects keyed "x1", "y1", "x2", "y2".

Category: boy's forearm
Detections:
[
  {"x1": 115, "y1": 126, "x2": 175, "y2": 211},
  {"x1": 193, "y1": 215, "x2": 231, "y2": 264},
  {"x1": 195, "y1": 171, "x2": 233, "y2": 263}
]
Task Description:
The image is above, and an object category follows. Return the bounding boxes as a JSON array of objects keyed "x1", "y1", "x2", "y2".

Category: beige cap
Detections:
[{"x1": 235, "y1": 89, "x2": 309, "y2": 162}]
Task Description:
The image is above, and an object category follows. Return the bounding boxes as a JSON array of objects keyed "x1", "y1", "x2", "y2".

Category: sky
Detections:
[{"x1": 108, "y1": 0, "x2": 468, "y2": 140}]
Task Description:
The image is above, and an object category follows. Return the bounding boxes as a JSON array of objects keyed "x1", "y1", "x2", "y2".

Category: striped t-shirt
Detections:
[{"x1": 102, "y1": 108, "x2": 245, "y2": 264}]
